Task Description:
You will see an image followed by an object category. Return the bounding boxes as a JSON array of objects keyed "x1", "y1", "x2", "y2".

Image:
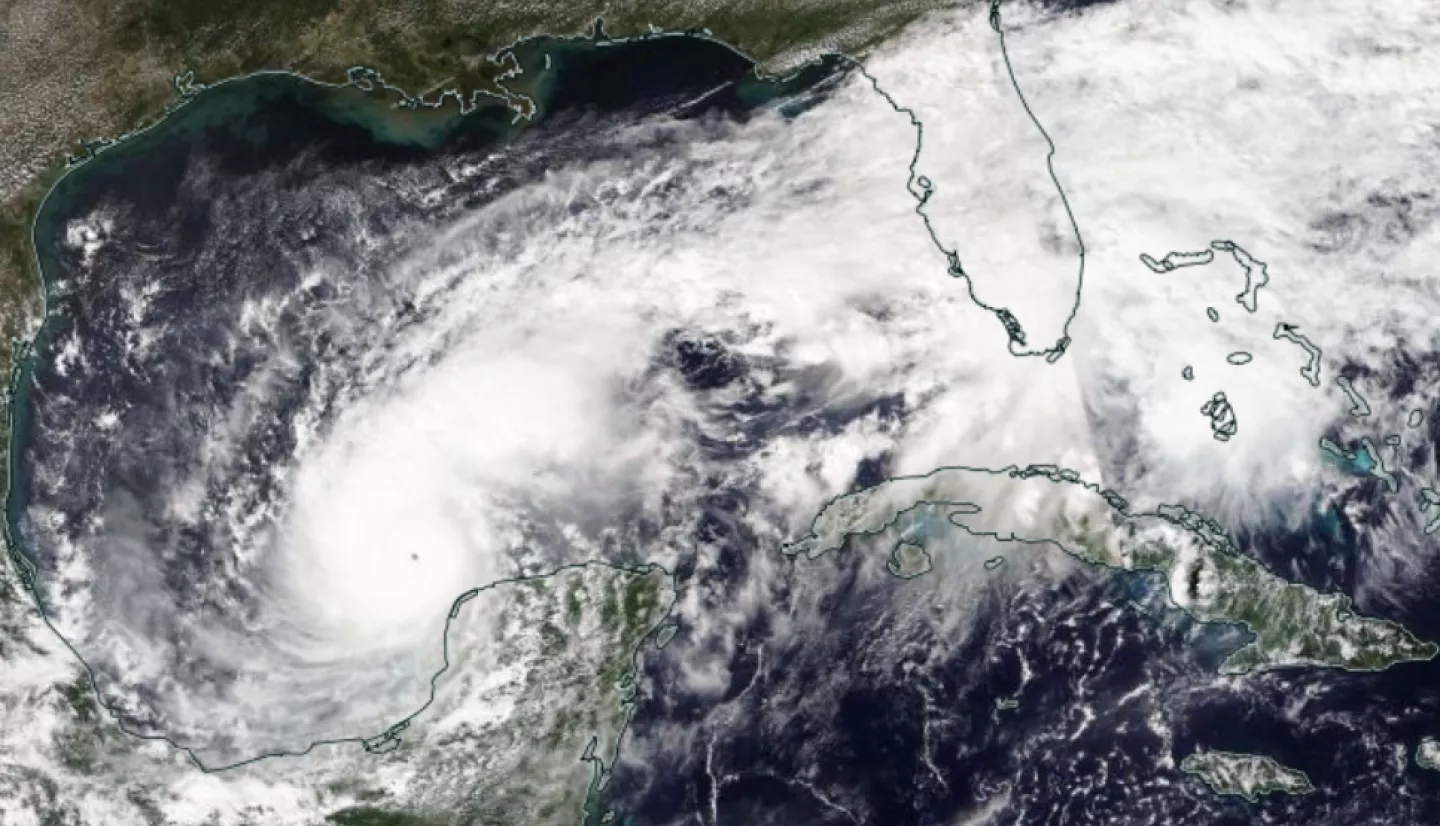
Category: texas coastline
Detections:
[
  {"x1": 2, "y1": 30, "x2": 848, "y2": 780},
  {"x1": 6, "y1": 31, "x2": 849, "y2": 594},
  {"x1": 8, "y1": 18, "x2": 1440, "y2": 819}
]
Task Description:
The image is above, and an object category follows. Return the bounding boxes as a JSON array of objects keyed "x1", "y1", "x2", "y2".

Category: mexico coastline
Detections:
[{"x1": 4, "y1": 28, "x2": 849, "y2": 766}]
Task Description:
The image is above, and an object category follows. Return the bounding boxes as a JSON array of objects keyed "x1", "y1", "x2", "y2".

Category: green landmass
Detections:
[
  {"x1": 0, "y1": 3, "x2": 950, "y2": 587},
  {"x1": 327, "y1": 808, "x2": 445, "y2": 826},
  {"x1": 1179, "y1": 750, "x2": 1314, "y2": 802},
  {"x1": 25, "y1": 562, "x2": 673, "y2": 825},
  {"x1": 338, "y1": 563, "x2": 673, "y2": 826},
  {"x1": 0, "y1": 6, "x2": 928, "y2": 819},
  {"x1": 0, "y1": 0, "x2": 950, "y2": 399},
  {"x1": 886, "y1": 540, "x2": 934, "y2": 579},
  {"x1": 785, "y1": 464, "x2": 1439, "y2": 675}
]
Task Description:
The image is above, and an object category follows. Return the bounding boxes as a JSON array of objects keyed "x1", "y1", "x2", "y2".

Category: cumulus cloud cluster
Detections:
[{"x1": 8, "y1": 0, "x2": 1440, "y2": 821}]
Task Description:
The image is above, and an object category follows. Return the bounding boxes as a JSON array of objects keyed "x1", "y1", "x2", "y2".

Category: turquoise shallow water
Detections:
[{"x1": 9, "y1": 22, "x2": 1440, "y2": 826}]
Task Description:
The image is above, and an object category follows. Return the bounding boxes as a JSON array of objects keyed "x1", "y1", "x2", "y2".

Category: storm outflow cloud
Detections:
[
  {"x1": 24, "y1": 44, "x2": 1007, "y2": 763},
  {"x1": 8, "y1": 0, "x2": 1440, "y2": 821}
]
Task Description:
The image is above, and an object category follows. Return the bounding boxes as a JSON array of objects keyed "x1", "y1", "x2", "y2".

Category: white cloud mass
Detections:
[{"x1": 8, "y1": 0, "x2": 1440, "y2": 822}]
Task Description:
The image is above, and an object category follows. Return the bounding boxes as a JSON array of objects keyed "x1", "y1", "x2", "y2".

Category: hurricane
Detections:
[{"x1": 7, "y1": 0, "x2": 1440, "y2": 823}]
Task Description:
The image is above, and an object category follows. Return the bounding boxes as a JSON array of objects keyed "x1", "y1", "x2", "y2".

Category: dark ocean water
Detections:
[
  {"x1": 607, "y1": 547, "x2": 1440, "y2": 826},
  {"x1": 8, "y1": 25, "x2": 1440, "y2": 826},
  {"x1": 9, "y1": 33, "x2": 850, "y2": 596},
  {"x1": 5, "y1": 29, "x2": 854, "y2": 761}
]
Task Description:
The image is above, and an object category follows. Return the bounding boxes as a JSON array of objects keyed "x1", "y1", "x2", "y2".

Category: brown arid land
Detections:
[{"x1": 0, "y1": 0, "x2": 948, "y2": 476}]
